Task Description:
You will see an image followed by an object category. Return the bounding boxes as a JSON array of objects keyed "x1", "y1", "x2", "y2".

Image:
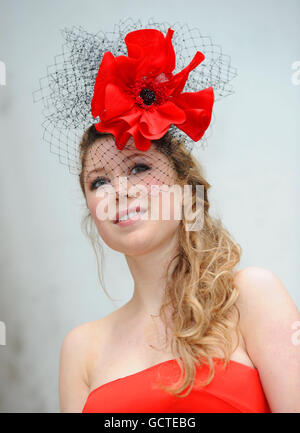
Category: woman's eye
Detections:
[
  {"x1": 130, "y1": 163, "x2": 150, "y2": 175},
  {"x1": 90, "y1": 177, "x2": 109, "y2": 190},
  {"x1": 89, "y1": 164, "x2": 150, "y2": 190}
]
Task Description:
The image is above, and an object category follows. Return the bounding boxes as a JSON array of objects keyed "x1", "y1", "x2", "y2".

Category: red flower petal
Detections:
[
  {"x1": 164, "y1": 28, "x2": 176, "y2": 73},
  {"x1": 92, "y1": 55, "x2": 137, "y2": 120},
  {"x1": 156, "y1": 100, "x2": 186, "y2": 123},
  {"x1": 174, "y1": 86, "x2": 214, "y2": 109},
  {"x1": 139, "y1": 122, "x2": 170, "y2": 141},
  {"x1": 117, "y1": 105, "x2": 142, "y2": 125},
  {"x1": 114, "y1": 130, "x2": 132, "y2": 150},
  {"x1": 126, "y1": 123, "x2": 152, "y2": 151},
  {"x1": 125, "y1": 28, "x2": 176, "y2": 79},
  {"x1": 167, "y1": 51, "x2": 205, "y2": 96},
  {"x1": 94, "y1": 119, "x2": 129, "y2": 149},
  {"x1": 103, "y1": 83, "x2": 135, "y2": 121},
  {"x1": 91, "y1": 51, "x2": 116, "y2": 118},
  {"x1": 114, "y1": 55, "x2": 138, "y2": 85},
  {"x1": 139, "y1": 101, "x2": 186, "y2": 138},
  {"x1": 173, "y1": 87, "x2": 215, "y2": 141}
]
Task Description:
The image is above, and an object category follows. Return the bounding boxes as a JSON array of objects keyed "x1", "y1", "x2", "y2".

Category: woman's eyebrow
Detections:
[{"x1": 121, "y1": 151, "x2": 153, "y2": 162}]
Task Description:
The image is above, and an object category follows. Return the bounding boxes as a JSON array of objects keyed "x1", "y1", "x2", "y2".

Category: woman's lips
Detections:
[
  {"x1": 114, "y1": 205, "x2": 146, "y2": 224},
  {"x1": 114, "y1": 208, "x2": 147, "y2": 227}
]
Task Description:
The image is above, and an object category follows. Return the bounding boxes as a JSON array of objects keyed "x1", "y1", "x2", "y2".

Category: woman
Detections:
[
  {"x1": 33, "y1": 21, "x2": 299, "y2": 413},
  {"x1": 58, "y1": 125, "x2": 300, "y2": 413}
]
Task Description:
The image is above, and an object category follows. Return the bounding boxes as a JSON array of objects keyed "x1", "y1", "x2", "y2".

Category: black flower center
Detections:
[{"x1": 139, "y1": 88, "x2": 156, "y2": 105}]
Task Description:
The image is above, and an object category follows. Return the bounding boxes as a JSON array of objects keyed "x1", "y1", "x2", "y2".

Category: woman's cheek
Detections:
[
  {"x1": 143, "y1": 174, "x2": 165, "y2": 196},
  {"x1": 86, "y1": 194, "x2": 98, "y2": 219},
  {"x1": 87, "y1": 194, "x2": 109, "y2": 228},
  {"x1": 159, "y1": 186, "x2": 183, "y2": 222}
]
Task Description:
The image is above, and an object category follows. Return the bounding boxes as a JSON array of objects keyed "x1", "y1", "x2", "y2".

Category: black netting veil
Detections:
[{"x1": 33, "y1": 18, "x2": 237, "y2": 181}]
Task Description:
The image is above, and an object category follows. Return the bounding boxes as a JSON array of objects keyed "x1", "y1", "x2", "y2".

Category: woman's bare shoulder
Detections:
[
  {"x1": 233, "y1": 265, "x2": 297, "y2": 327},
  {"x1": 59, "y1": 320, "x2": 102, "y2": 381},
  {"x1": 232, "y1": 266, "x2": 300, "y2": 412},
  {"x1": 61, "y1": 305, "x2": 127, "y2": 350},
  {"x1": 233, "y1": 266, "x2": 296, "y2": 308},
  {"x1": 61, "y1": 320, "x2": 99, "y2": 348}
]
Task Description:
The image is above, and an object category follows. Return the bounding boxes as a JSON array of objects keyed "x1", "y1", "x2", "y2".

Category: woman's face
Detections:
[{"x1": 83, "y1": 136, "x2": 183, "y2": 256}]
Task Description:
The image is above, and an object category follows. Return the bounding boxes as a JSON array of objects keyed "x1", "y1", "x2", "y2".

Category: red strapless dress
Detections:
[{"x1": 82, "y1": 357, "x2": 271, "y2": 413}]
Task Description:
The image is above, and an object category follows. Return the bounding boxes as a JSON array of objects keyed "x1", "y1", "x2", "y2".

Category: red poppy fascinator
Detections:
[
  {"x1": 91, "y1": 27, "x2": 214, "y2": 151},
  {"x1": 33, "y1": 18, "x2": 236, "y2": 175}
]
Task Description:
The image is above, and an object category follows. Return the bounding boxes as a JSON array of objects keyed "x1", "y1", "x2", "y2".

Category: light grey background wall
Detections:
[{"x1": 0, "y1": 0, "x2": 299, "y2": 412}]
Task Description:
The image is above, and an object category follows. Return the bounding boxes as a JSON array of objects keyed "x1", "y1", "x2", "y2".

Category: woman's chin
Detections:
[
  {"x1": 97, "y1": 217, "x2": 180, "y2": 256},
  {"x1": 104, "y1": 223, "x2": 159, "y2": 256}
]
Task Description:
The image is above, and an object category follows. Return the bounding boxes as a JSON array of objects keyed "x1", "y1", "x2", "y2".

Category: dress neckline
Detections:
[{"x1": 87, "y1": 357, "x2": 258, "y2": 399}]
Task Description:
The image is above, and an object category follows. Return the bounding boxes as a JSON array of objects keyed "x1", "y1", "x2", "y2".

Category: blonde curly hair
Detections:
[{"x1": 79, "y1": 125, "x2": 242, "y2": 397}]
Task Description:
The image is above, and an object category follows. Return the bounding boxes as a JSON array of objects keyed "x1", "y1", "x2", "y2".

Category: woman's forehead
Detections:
[
  {"x1": 82, "y1": 135, "x2": 176, "y2": 185},
  {"x1": 87, "y1": 136, "x2": 157, "y2": 161},
  {"x1": 83, "y1": 136, "x2": 166, "y2": 177},
  {"x1": 94, "y1": 135, "x2": 135, "y2": 150}
]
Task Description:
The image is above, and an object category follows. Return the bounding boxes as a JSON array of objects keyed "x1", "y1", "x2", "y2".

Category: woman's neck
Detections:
[{"x1": 124, "y1": 233, "x2": 179, "y2": 317}]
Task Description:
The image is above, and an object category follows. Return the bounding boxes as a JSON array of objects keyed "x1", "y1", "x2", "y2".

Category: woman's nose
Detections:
[{"x1": 113, "y1": 175, "x2": 129, "y2": 197}]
